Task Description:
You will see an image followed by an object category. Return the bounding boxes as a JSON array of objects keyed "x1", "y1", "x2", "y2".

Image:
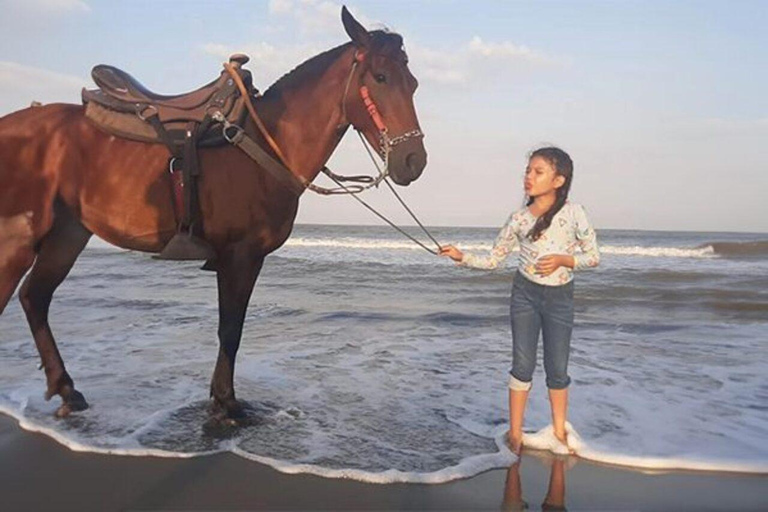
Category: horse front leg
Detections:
[{"x1": 210, "y1": 244, "x2": 264, "y2": 422}]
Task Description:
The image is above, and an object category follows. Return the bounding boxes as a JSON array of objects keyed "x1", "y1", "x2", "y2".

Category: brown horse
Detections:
[{"x1": 0, "y1": 8, "x2": 426, "y2": 421}]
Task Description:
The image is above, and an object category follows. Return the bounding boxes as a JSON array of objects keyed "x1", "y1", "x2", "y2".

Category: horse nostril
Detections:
[{"x1": 406, "y1": 152, "x2": 426, "y2": 173}]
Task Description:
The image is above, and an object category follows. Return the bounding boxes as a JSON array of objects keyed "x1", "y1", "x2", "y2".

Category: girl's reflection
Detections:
[{"x1": 502, "y1": 452, "x2": 574, "y2": 512}]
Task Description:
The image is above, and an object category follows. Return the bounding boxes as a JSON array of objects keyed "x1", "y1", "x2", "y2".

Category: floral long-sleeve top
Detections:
[{"x1": 459, "y1": 201, "x2": 600, "y2": 286}]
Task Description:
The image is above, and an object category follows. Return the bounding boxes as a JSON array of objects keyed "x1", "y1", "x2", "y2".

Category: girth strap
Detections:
[
  {"x1": 145, "y1": 112, "x2": 206, "y2": 235},
  {"x1": 182, "y1": 121, "x2": 202, "y2": 231},
  {"x1": 145, "y1": 112, "x2": 182, "y2": 159}
]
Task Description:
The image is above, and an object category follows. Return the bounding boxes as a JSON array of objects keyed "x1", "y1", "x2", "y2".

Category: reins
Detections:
[
  {"x1": 218, "y1": 51, "x2": 443, "y2": 256},
  {"x1": 351, "y1": 130, "x2": 442, "y2": 255},
  {"x1": 223, "y1": 62, "x2": 293, "y2": 171}
]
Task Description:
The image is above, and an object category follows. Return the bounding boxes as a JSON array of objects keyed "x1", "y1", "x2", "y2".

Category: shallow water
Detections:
[{"x1": 1, "y1": 225, "x2": 766, "y2": 482}]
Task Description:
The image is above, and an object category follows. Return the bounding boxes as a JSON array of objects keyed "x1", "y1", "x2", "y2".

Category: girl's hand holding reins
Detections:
[
  {"x1": 535, "y1": 254, "x2": 567, "y2": 276},
  {"x1": 439, "y1": 245, "x2": 464, "y2": 262}
]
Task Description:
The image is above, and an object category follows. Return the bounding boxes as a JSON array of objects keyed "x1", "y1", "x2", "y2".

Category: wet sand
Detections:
[{"x1": 1, "y1": 414, "x2": 765, "y2": 511}]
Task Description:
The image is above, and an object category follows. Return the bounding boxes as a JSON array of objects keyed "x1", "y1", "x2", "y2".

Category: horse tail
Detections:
[{"x1": 0, "y1": 105, "x2": 73, "y2": 315}]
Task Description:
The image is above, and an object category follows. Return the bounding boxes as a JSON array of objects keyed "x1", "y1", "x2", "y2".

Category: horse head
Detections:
[{"x1": 341, "y1": 6, "x2": 427, "y2": 186}]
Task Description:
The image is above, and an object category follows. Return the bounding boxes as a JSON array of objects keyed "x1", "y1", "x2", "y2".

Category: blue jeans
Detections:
[{"x1": 509, "y1": 269, "x2": 574, "y2": 390}]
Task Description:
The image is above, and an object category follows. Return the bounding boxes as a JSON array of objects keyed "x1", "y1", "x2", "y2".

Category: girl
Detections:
[{"x1": 439, "y1": 147, "x2": 600, "y2": 456}]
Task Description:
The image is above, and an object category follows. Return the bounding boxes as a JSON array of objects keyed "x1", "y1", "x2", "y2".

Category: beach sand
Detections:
[{"x1": 1, "y1": 414, "x2": 765, "y2": 511}]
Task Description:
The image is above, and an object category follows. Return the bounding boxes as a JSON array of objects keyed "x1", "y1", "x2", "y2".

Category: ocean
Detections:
[{"x1": 0, "y1": 224, "x2": 766, "y2": 483}]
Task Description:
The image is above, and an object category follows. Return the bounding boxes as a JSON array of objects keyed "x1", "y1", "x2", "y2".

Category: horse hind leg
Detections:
[
  {"x1": 18, "y1": 204, "x2": 92, "y2": 417},
  {"x1": 0, "y1": 211, "x2": 36, "y2": 314}
]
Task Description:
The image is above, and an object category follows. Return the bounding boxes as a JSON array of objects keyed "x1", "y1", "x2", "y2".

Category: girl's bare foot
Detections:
[
  {"x1": 553, "y1": 430, "x2": 576, "y2": 455},
  {"x1": 506, "y1": 431, "x2": 524, "y2": 455}
]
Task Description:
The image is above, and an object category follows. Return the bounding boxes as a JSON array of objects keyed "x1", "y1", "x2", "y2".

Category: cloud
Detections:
[
  {"x1": 268, "y1": 0, "x2": 293, "y2": 15},
  {"x1": 407, "y1": 38, "x2": 553, "y2": 87},
  {"x1": 0, "y1": 62, "x2": 85, "y2": 115},
  {"x1": 468, "y1": 36, "x2": 546, "y2": 63},
  {"x1": 200, "y1": 1, "x2": 375, "y2": 88},
  {"x1": 406, "y1": 44, "x2": 467, "y2": 85},
  {"x1": 201, "y1": 33, "x2": 552, "y2": 90},
  {"x1": 202, "y1": 2, "x2": 383, "y2": 88},
  {"x1": 268, "y1": 0, "x2": 350, "y2": 37},
  {"x1": 267, "y1": 0, "x2": 381, "y2": 37},
  {"x1": 200, "y1": 42, "x2": 325, "y2": 89},
  {"x1": 204, "y1": 3, "x2": 553, "y2": 90}
]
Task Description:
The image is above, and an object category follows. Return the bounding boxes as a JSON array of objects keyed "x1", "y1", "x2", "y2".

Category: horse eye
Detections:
[{"x1": 374, "y1": 73, "x2": 387, "y2": 84}]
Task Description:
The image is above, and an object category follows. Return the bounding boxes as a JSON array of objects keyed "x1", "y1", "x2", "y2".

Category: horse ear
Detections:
[{"x1": 341, "y1": 5, "x2": 371, "y2": 49}]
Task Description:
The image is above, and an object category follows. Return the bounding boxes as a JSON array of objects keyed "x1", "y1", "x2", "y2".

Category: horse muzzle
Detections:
[{"x1": 388, "y1": 136, "x2": 427, "y2": 186}]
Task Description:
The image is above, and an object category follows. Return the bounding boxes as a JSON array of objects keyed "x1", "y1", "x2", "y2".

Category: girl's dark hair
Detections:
[{"x1": 525, "y1": 147, "x2": 573, "y2": 241}]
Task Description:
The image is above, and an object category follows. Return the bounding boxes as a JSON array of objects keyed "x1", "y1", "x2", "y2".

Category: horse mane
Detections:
[{"x1": 264, "y1": 30, "x2": 406, "y2": 98}]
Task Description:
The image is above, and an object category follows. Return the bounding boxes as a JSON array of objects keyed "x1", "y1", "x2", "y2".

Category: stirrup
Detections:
[{"x1": 154, "y1": 232, "x2": 215, "y2": 261}]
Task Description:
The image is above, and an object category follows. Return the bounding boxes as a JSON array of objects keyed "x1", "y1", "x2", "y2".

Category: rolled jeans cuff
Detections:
[{"x1": 508, "y1": 374, "x2": 532, "y2": 391}]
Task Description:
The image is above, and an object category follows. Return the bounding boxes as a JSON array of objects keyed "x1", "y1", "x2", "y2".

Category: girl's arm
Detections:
[
  {"x1": 457, "y1": 212, "x2": 519, "y2": 270},
  {"x1": 572, "y1": 204, "x2": 600, "y2": 270}
]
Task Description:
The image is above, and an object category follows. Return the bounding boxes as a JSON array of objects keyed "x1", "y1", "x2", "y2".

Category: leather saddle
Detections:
[
  {"x1": 81, "y1": 54, "x2": 258, "y2": 261},
  {"x1": 93, "y1": 66, "x2": 225, "y2": 110},
  {"x1": 82, "y1": 53, "x2": 254, "y2": 145}
]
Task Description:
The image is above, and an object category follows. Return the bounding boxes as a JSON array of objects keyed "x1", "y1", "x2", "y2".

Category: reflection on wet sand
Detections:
[{"x1": 502, "y1": 451, "x2": 576, "y2": 512}]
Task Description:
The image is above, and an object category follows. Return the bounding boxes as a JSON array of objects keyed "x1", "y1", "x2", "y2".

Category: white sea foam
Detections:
[
  {"x1": 0, "y1": 403, "x2": 212, "y2": 459},
  {"x1": 522, "y1": 423, "x2": 768, "y2": 473},
  {"x1": 86, "y1": 229, "x2": 720, "y2": 261},
  {"x1": 4, "y1": 392, "x2": 766, "y2": 482},
  {"x1": 282, "y1": 237, "x2": 718, "y2": 259},
  {"x1": 599, "y1": 244, "x2": 715, "y2": 258},
  {"x1": 231, "y1": 443, "x2": 515, "y2": 484}
]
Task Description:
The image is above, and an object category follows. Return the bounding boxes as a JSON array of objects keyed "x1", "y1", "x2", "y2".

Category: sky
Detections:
[{"x1": 1, "y1": 0, "x2": 766, "y2": 233}]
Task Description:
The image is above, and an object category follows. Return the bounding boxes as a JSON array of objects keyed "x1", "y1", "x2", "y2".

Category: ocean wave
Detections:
[
  {"x1": 283, "y1": 238, "x2": 720, "y2": 259},
  {"x1": 86, "y1": 234, "x2": 761, "y2": 261},
  {"x1": 599, "y1": 245, "x2": 715, "y2": 258},
  {"x1": 283, "y1": 238, "x2": 472, "y2": 251},
  {"x1": 700, "y1": 240, "x2": 768, "y2": 259}
]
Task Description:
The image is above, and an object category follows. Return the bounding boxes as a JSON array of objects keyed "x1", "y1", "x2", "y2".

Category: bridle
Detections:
[
  {"x1": 215, "y1": 45, "x2": 441, "y2": 254},
  {"x1": 311, "y1": 48, "x2": 424, "y2": 195}
]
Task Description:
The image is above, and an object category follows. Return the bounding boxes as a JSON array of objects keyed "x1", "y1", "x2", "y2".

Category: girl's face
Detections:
[{"x1": 524, "y1": 156, "x2": 565, "y2": 198}]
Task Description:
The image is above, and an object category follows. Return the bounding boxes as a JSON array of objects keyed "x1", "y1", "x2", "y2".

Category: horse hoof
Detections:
[
  {"x1": 55, "y1": 390, "x2": 89, "y2": 418},
  {"x1": 204, "y1": 398, "x2": 253, "y2": 433},
  {"x1": 221, "y1": 417, "x2": 239, "y2": 427},
  {"x1": 211, "y1": 398, "x2": 246, "y2": 420},
  {"x1": 55, "y1": 403, "x2": 74, "y2": 418},
  {"x1": 203, "y1": 417, "x2": 239, "y2": 437}
]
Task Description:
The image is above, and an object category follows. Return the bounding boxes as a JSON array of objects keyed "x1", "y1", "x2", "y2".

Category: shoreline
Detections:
[{"x1": 2, "y1": 413, "x2": 766, "y2": 511}]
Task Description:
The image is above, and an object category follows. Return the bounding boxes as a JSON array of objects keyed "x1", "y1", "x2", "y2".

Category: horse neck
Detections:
[{"x1": 253, "y1": 48, "x2": 355, "y2": 182}]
